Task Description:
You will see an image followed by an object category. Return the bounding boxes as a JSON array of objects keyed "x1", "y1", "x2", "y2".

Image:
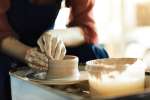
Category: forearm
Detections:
[
  {"x1": 66, "y1": 0, "x2": 98, "y2": 44},
  {"x1": 48, "y1": 27, "x2": 85, "y2": 47},
  {"x1": 0, "y1": 9, "x2": 31, "y2": 62},
  {"x1": 0, "y1": 36, "x2": 31, "y2": 62}
]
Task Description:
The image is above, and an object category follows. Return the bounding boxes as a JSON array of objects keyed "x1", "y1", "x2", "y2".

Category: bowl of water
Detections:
[{"x1": 86, "y1": 58, "x2": 147, "y2": 98}]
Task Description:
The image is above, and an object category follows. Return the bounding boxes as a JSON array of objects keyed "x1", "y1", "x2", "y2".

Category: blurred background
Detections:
[{"x1": 54, "y1": 0, "x2": 150, "y2": 66}]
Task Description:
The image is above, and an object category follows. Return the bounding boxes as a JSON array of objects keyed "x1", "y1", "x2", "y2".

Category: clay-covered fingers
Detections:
[
  {"x1": 37, "y1": 35, "x2": 45, "y2": 53},
  {"x1": 25, "y1": 48, "x2": 48, "y2": 71},
  {"x1": 53, "y1": 40, "x2": 66, "y2": 60},
  {"x1": 27, "y1": 63, "x2": 48, "y2": 71},
  {"x1": 37, "y1": 31, "x2": 66, "y2": 60},
  {"x1": 51, "y1": 37, "x2": 59, "y2": 58},
  {"x1": 26, "y1": 48, "x2": 48, "y2": 63},
  {"x1": 37, "y1": 33, "x2": 52, "y2": 54},
  {"x1": 37, "y1": 33, "x2": 54, "y2": 59},
  {"x1": 43, "y1": 34, "x2": 53, "y2": 59},
  {"x1": 26, "y1": 56, "x2": 48, "y2": 67},
  {"x1": 59, "y1": 44, "x2": 66, "y2": 60}
]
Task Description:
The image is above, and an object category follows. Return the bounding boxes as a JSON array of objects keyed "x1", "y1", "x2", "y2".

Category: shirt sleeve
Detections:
[
  {"x1": 0, "y1": 0, "x2": 14, "y2": 40},
  {"x1": 66, "y1": 0, "x2": 98, "y2": 44}
]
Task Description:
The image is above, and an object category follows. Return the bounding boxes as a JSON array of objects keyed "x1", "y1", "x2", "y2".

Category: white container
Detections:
[{"x1": 86, "y1": 58, "x2": 146, "y2": 97}]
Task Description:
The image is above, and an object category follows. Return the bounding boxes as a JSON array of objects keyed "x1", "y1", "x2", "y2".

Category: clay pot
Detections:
[{"x1": 47, "y1": 55, "x2": 79, "y2": 79}]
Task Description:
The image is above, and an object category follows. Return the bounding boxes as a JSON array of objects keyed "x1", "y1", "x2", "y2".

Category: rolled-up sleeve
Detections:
[
  {"x1": 0, "y1": 0, "x2": 13, "y2": 40},
  {"x1": 66, "y1": 0, "x2": 98, "y2": 44}
]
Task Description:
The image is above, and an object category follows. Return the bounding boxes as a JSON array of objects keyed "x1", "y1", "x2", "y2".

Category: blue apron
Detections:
[{"x1": 0, "y1": 0, "x2": 108, "y2": 99}]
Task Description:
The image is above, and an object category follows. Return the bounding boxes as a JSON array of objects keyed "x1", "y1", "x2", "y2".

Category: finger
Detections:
[
  {"x1": 47, "y1": 34, "x2": 53, "y2": 58},
  {"x1": 25, "y1": 55, "x2": 32, "y2": 63},
  {"x1": 51, "y1": 37, "x2": 59, "y2": 58},
  {"x1": 28, "y1": 57, "x2": 48, "y2": 68},
  {"x1": 54, "y1": 41, "x2": 63, "y2": 60},
  {"x1": 59, "y1": 45, "x2": 66, "y2": 60},
  {"x1": 37, "y1": 36, "x2": 45, "y2": 52},
  {"x1": 41, "y1": 54, "x2": 48, "y2": 63},
  {"x1": 25, "y1": 48, "x2": 48, "y2": 70},
  {"x1": 27, "y1": 48, "x2": 48, "y2": 63},
  {"x1": 28, "y1": 57, "x2": 47, "y2": 67},
  {"x1": 33, "y1": 50, "x2": 48, "y2": 63},
  {"x1": 26, "y1": 52, "x2": 48, "y2": 67},
  {"x1": 28, "y1": 63, "x2": 48, "y2": 71},
  {"x1": 43, "y1": 34, "x2": 53, "y2": 58},
  {"x1": 42, "y1": 35, "x2": 47, "y2": 53},
  {"x1": 25, "y1": 48, "x2": 37, "y2": 62}
]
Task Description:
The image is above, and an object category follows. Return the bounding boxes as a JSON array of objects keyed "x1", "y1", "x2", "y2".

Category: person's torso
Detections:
[{"x1": 7, "y1": 0, "x2": 62, "y2": 46}]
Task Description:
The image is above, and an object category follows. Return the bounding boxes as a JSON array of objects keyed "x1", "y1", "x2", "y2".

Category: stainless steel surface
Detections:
[
  {"x1": 10, "y1": 74, "x2": 83, "y2": 100},
  {"x1": 10, "y1": 68, "x2": 150, "y2": 100}
]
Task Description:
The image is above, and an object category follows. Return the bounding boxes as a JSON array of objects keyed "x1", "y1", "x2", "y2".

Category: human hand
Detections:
[
  {"x1": 37, "y1": 31, "x2": 66, "y2": 60},
  {"x1": 25, "y1": 48, "x2": 48, "y2": 70}
]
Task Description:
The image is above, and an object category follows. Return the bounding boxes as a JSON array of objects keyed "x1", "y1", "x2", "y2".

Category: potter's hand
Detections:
[
  {"x1": 25, "y1": 48, "x2": 48, "y2": 70},
  {"x1": 37, "y1": 31, "x2": 66, "y2": 60}
]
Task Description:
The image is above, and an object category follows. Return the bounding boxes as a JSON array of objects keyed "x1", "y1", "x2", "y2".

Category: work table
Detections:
[{"x1": 10, "y1": 67, "x2": 150, "y2": 100}]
